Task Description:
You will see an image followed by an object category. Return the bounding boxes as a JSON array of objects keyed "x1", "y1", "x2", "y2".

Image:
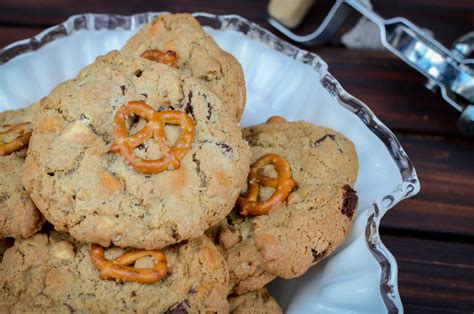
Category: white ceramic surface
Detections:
[{"x1": 0, "y1": 13, "x2": 420, "y2": 314}]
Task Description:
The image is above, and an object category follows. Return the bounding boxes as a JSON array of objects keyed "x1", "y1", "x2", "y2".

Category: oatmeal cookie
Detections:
[
  {"x1": 229, "y1": 288, "x2": 282, "y2": 314},
  {"x1": 0, "y1": 232, "x2": 229, "y2": 313},
  {"x1": 122, "y1": 13, "x2": 246, "y2": 120},
  {"x1": 22, "y1": 51, "x2": 250, "y2": 249},
  {"x1": 212, "y1": 118, "x2": 358, "y2": 294},
  {"x1": 0, "y1": 103, "x2": 44, "y2": 238}
]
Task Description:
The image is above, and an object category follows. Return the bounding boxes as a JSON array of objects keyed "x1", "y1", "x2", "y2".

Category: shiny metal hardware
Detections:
[{"x1": 268, "y1": 0, "x2": 474, "y2": 136}]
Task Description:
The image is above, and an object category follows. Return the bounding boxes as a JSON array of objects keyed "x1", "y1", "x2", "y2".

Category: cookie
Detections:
[
  {"x1": 22, "y1": 50, "x2": 250, "y2": 249},
  {"x1": 0, "y1": 103, "x2": 44, "y2": 238},
  {"x1": 122, "y1": 13, "x2": 246, "y2": 120},
  {"x1": 211, "y1": 118, "x2": 358, "y2": 294},
  {"x1": 0, "y1": 232, "x2": 229, "y2": 313},
  {"x1": 229, "y1": 289, "x2": 282, "y2": 314}
]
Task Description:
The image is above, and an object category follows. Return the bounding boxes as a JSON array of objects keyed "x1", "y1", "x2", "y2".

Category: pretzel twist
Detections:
[
  {"x1": 0, "y1": 122, "x2": 32, "y2": 156},
  {"x1": 110, "y1": 101, "x2": 195, "y2": 174},
  {"x1": 90, "y1": 243, "x2": 168, "y2": 284},
  {"x1": 237, "y1": 154, "x2": 297, "y2": 216},
  {"x1": 141, "y1": 49, "x2": 178, "y2": 68}
]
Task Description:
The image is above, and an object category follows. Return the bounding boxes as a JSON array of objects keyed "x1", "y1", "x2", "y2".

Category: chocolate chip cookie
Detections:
[
  {"x1": 0, "y1": 103, "x2": 44, "y2": 238},
  {"x1": 0, "y1": 232, "x2": 229, "y2": 312},
  {"x1": 22, "y1": 50, "x2": 250, "y2": 249},
  {"x1": 211, "y1": 118, "x2": 359, "y2": 294},
  {"x1": 122, "y1": 13, "x2": 246, "y2": 120},
  {"x1": 229, "y1": 289, "x2": 282, "y2": 314}
]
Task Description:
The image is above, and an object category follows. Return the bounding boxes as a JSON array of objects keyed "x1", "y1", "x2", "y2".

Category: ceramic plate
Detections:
[{"x1": 0, "y1": 12, "x2": 420, "y2": 313}]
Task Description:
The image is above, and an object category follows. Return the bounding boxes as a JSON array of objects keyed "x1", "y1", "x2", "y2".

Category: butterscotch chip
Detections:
[
  {"x1": 229, "y1": 288, "x2": 282, "y2": 314},
  {"x1": 122, "y1": 13, "x2": 246, "y2": 120},
  {"x1": 212, "y1": 120, "x2": 359, "y2": 294},
  {"x1": 22, "y1": 50, "x2": 250, "y2": 249},
  {"x1": 0, "y1": 232, "x2": 229, "y2": 312},
  {"x1": 0, "y1": 103, "x2": 44, "y2": 238}
]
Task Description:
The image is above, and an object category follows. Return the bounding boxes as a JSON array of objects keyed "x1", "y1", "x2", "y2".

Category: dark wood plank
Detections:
[
  {"x1": 382, "y1": 235, "x2": 474, "y2": 313},
  {"x1": 0, "y1": 26, "x2": 42, "y2": 48},
  {"x1": 0, "y1": 0, "x2": 267, "y2": 26},
  {"x1": 0, "y1": 0, "x2": 472, "y2": 46},
  {"x1": 317, "y1": 47, "x2": 462, "y2": 135},
  {"x1": 381, "y1": 134, "x2": 474, "y2": 237}
]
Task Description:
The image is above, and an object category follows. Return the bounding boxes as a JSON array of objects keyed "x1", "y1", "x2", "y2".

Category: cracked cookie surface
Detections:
[
  {"x1": 229, "y1": 288, "x2": 282, "y2": 314},
  {"x1": 122, "y1": 13, "x2": 246, "y2": 120},
  {"x1": 0, "y1": 232, "x2": 229, "y2": 313},
  {"x1": 0, "y1": 103, "x2": 44, "y2": 238},
  {"x1": 22, "y1": 50, "x2": 250, "y2": 249},
  {"x1": 211, "y1": 120, "x2": 358, "y2": 294}
]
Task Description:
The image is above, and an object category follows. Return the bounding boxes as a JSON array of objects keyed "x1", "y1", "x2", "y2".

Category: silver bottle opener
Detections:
[{"x1": 268, "y1": 0, "x2": 474, "y2": 136}]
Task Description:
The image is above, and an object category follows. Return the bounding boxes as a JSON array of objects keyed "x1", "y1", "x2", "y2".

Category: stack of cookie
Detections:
[{"x1": 0, "y1": 14, "x2": 358, "y2": 313}]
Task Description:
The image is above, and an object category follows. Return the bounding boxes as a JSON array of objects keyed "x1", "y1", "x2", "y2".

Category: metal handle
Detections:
[{"x1": 268, "y1": 0, "x2": 474, "y2": 136}]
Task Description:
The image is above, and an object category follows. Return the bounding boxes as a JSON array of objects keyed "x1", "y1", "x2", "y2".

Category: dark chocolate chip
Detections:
[
  {"x1": 206, "y1": 101, "x2": 212, "y2": 119},
  {"x1": 226, "y1": 216, "x2": 234, "y2": 226},
  {"x1": 130, "y1": 290, "x2": 137, "y2": 297},
  {"x1": 164, "y1": 300, "x2": 190, "y2": 314},
  {"x1": 215, "y1": 142, "x2": 232, "y2": 156},
  {"x1": 341, "y1": 185, "x2": 358, "y2": 218},
  {"x1": 47, "y1": 172, "x2": 55, "y2": 177},
  {"x1": 313, "y1": 134, "x2": 336, "y2": 146},
  {"x1": 137, "y1": 143, "x2": 148, "y2": 152},
  {"x1": 184, "y1": 91, "x2": 193, "y2": 116},
  {"x1": 120, "y1": 85, "x2": 126, "y2": 96},
  {"x1": 202, "y1": 140, "x2": 233, "y2": 157},
  {"x1": 132, "y1": 115, "x2": 140, "y2": 125},
  {"x1": 134, "y1": 69, "x2": 143, "y2": 77},
  {"x1": 311, "y1": 248, "x2": 327, "y2": 262},
  {"x1": 171, "y1": 228, "x2": 181, "y2": 241}
]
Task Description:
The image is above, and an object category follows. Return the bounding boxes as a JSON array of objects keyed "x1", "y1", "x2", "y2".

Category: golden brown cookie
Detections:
[
  {"x1": 0, "y1": 232, "x2": 229, "y2": 312},
  {"x1": 0, "y1": 103, "x2": 44, "y2": 238},
  {"x1": 22, "y1": 50, "x2": 250, "y2": 249},
  {"x1": 211, "y1": 119, "x2": 359, "y2": 294},
  {"x1": 229, "y1": 288, "x2": 282, "y2": 314},
  {"x1": 122, "y1": 13, "x2": 246, "y2": 120}
]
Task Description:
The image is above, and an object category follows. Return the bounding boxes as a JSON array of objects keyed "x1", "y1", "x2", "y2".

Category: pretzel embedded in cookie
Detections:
[
  {"x1": 237, "y1": 153, "x2": 297, "y2": 216},
  {"x1": 110, "y1": 101, "x2": 195, "y2": 174},
  {"x1": 141, "y1": 49, "x2": 178, "y2": 68},
  {"x1": 266, "y1": 115, "x2": 286, "y2": 124},
  {"x1": 0, "y1": 122, "x2": 32, "y2": 156},
  {"x1": 90, "y1": 243, "x2": 168, "y2": 283}
]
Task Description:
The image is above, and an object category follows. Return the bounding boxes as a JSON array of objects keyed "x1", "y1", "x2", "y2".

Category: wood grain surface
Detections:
[{"x1": 1, "y1": 0, "x2": 473, "y2": 312}]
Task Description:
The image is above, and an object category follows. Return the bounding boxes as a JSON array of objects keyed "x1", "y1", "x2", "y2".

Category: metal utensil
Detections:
[{"x1": 268, "y1": 0, "x2": 474, "y2": 136}]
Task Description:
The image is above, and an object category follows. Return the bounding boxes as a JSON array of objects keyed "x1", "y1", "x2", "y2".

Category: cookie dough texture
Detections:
[
  {"x1": 213, "y1": 121, "x2": 359, "y2": 294},
  {"x1": 22, "y1": 50, "x2": 250, "y2": 249},
  {"x1": 122, "y1": 13, "x2": 246, "y2": 120},
  {"x1": 0, "y1": 103, "x2": 44, "y2": 238},
  {"x1": 0, "y1": 232, "x2": 229, "y2": 313},
  {"x1": 229, "y1": 289, "x2": 282, "y2": 314}
]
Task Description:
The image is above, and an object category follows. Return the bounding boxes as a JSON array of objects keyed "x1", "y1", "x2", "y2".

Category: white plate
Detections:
[{"x1": 0, "y1": 13, "x2": 420, "y2": 313}]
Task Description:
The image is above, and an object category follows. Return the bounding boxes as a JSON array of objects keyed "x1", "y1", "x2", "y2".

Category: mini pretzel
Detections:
[
  {"x1": 110, "y1": 101, "x2": 195, "y2": 174},
  {"x1": 237, "y1": 153, "x2": 297, "y2": 216},
  {"x1": 266, "y1": 115, "x2": 286, "y2": 124},
  {"x1": 141, "y1": 49, "x2": 178, "y2": 68},
  {"x1": 90, "y1": 243, "x2": 168, "y2": 284},
  {"x1": 0, "y1": 122, "x2": 32, "y2": 156}
]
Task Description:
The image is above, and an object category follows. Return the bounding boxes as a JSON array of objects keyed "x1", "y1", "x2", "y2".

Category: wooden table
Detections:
[{"x1": 1, "y1": 0, "x2": 473, "y2": 312}]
